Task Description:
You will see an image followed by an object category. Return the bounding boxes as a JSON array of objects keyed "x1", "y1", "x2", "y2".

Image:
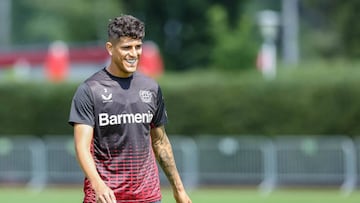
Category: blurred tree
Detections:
[
  {"x1": 337, "y1": 1, "x2": 360, "y2": 58},
  {"x1": 207, "y1": 4, "x2": 258, "y2": 70},
  {"x1": 11, "y1": 0, "x2": 122, "y2": 44},
  {"x1": 123, "y1": 0, "x2": 254, "y2": 71},
  {"x1": 302, "y1": 0, "x2": 360, "y2": 59}
]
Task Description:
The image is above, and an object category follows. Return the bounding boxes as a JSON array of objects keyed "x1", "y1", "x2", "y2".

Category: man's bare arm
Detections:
[
  {"x1": 151, "y1": 126, "x2": 192, "y2": 203},
  {"x1": 74, "y1": 124, "x2": 116, "y2": 203}
]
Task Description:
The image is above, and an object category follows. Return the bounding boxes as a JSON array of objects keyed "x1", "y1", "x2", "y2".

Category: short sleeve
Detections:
[
  {"x1": 151, "y1": 86, "x2": 168, "y2": 128},
  {"x1": 68, "y1": 83, "x2": 95, "y2": 126}
]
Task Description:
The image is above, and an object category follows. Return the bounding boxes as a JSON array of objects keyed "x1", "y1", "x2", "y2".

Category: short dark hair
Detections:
[{"x1": 107, "y1": 15, "x2": 145, "y2": 42}]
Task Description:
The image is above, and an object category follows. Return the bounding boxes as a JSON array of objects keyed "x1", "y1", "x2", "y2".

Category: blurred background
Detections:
[{"x1": 1, "y1": 0, "x2": 360, "y2": 202}]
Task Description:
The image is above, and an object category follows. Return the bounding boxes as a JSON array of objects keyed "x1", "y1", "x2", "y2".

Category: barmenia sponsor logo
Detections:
[{"x1": 98, "y1": 111, "x2": 153, "y2": 126}]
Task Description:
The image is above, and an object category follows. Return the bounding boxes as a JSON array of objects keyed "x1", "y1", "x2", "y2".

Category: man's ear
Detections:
[{"x1": 106, "y1": 42, "x2": 113, "y2": 56}]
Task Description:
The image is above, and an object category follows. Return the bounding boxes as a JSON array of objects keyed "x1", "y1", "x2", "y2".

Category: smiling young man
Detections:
[{"x1": 69, "y1": 15, "x2": 192, "y2": 203}]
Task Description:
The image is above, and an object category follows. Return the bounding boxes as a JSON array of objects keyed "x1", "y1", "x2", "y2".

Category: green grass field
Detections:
[{"x1": 1, "y1": 186, "x2": 360, "y2": 203}]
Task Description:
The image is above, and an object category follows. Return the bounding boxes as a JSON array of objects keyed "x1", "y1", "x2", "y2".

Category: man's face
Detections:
[{"x1": 108, "y1": 36, "x2": 143, "y2": 77}]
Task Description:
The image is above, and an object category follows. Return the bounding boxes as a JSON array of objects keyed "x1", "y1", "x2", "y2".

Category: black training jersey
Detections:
[{"x1": 69, "y1": 68, "x2": 167, "y2": 203}]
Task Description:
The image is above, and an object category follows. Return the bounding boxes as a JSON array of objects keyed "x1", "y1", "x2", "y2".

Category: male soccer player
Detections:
[{"x1": 69, "y1": 15, "x2": 192, "y2": 203}]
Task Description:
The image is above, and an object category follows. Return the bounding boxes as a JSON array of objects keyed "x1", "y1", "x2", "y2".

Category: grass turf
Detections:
[{"x1": 1, "y1": 187, "x2": 360, "y2": 203}]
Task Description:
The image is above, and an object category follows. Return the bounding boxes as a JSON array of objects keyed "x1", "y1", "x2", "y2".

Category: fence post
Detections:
[
  {"x1": 180, "y1": 137, "x2": 198, "y2": 190},
  {"x1": 340, "y1": 138, "x2": 357, "y2": 196},
  {"x1": 27, "y1": 138, "x2": 47, "y2": 191},
  {"x1": 259, "y1": 138, "x2": 277, "y2": 194}
]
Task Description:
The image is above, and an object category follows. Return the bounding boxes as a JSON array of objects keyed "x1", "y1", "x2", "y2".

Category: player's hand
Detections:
[
  {"x1": 173, "y1": 190, "x2": 192, "y2": 203},
  {"x1": 94, "y1": 182, "x2": 116, "y2": 203}
]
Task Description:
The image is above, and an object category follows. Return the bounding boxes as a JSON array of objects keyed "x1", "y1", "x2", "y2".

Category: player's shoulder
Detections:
[
  {"x1": 133, "y1": 71, "x2": 159, "y2": 87},
  {"x1": 71, "y1": 68, "x2": 108, "y2": 96},
  {"x1": 84, "y1": 68, "x2": 109, "y2": 83},
  {"x1": 80, "y1": 68, "x2": 114, "y2": 91}
]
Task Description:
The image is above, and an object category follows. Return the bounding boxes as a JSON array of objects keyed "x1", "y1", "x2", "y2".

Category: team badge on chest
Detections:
[{"x1": 139, "y1": 90, "x2": 152, "y2": 103}]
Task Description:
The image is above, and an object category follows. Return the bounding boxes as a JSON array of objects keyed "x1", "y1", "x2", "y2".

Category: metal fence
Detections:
[{"x1": 0, "y1": 135, "x2": 359, "y2": 193}]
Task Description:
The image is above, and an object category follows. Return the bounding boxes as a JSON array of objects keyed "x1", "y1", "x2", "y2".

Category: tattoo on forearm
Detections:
[
  {"x1": 158, "y1": 149, "x2": 173, "y2": 179},
  {"x1": 152, "y1": 127, "x2": 179, "y2": 187}
]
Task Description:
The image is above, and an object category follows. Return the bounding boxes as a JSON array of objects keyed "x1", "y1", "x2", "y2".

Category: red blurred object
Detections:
[
  {"x1": 45, "y1": 41, "x2": 69, "y2": 82},
  {"x1": 138, "y1": 41, "x2": 164, "y2": 78}
]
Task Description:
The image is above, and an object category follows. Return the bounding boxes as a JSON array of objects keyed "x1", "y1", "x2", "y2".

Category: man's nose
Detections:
[{"x1": 129, "y1": 47, "x2": 137, "y2": 56}]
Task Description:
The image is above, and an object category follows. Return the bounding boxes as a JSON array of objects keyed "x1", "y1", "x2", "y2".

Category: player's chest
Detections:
[{"x1": 93, "y1": 85, "x2": 156, "y2": 113}]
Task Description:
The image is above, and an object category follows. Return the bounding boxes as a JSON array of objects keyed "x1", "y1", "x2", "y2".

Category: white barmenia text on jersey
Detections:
[{"x1": 99, "y1": 111, "x2": 154, "y2": 126}]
